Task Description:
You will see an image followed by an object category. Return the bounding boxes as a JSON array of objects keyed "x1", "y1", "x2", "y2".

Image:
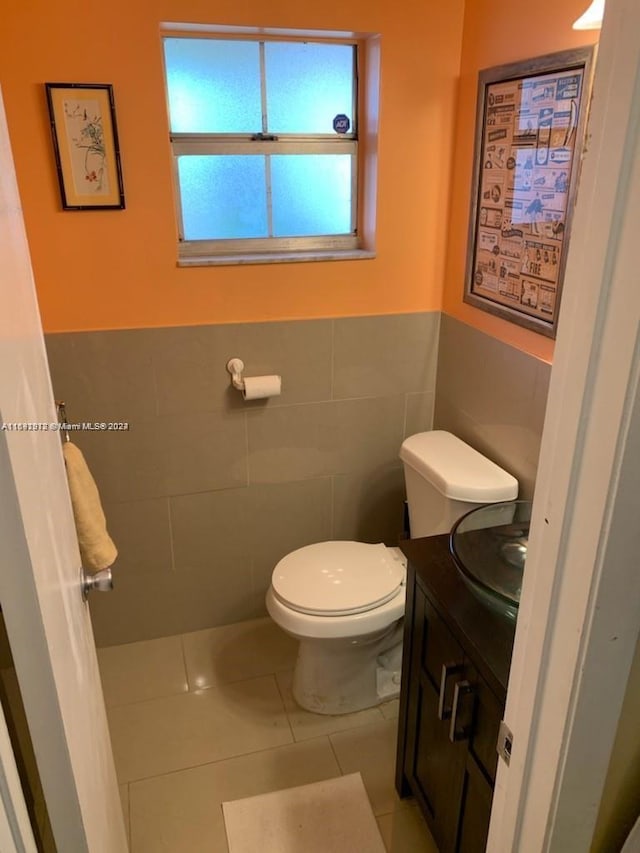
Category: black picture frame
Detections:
[{"x1": 45, "y1": 82, "x2": 125, "y2": 210}]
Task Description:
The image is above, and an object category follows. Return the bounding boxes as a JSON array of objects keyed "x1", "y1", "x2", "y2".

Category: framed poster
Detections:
[
  {"x1": 45, "y1": 83, "x2": 125, "y2": 210},
  {"x1": 464, "y1": 47, "x2": 594, "y2": 338}
]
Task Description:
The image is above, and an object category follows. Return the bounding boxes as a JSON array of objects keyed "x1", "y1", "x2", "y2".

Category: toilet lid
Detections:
[{"x1": 271, "y1": 541, "x2": 405, "y2": 616}]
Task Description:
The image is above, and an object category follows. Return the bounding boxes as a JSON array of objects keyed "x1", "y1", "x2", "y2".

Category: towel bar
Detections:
[{"x1": 55, "y1": 400, "x2": 70, "y2": 442}]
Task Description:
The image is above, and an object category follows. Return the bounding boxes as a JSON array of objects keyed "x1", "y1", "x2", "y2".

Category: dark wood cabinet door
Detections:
[
  {"x1": 407, "y1": 597, "x2": 471, "y2": 851},
  {"x1": 468, "y1": 677, "x2": 502, "y2": 783},
  {"x1": 396, "y1": 557, "x2": 510, "y2": 853},
  {"x1": 413, "y1": 675, "x2": 468, "y2": 852},
  {"x1": 457, "y1": 755, "x2": 494, "y2": 853}
]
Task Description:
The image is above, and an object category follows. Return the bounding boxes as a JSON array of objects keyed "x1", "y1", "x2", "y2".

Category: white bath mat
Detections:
[{"x1": 222, "y1": 772, "x2": 386, "y2": 853}]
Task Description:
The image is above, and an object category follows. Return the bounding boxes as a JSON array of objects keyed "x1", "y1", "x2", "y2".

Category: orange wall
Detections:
[
  {"x1": 0, "y1": 0, "x2": 464, "y2": 332},
  {"x1": 443, "y1": 0, "x2": 599, "y2": 363}
]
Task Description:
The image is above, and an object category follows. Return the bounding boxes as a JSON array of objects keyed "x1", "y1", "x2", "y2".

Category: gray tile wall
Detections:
[
  {"x1": 46, "y1": 313, "x2": 439, "y2": 646},
  {"x1": 434, "y1": 314, "x2": 551, "y2": 500}
]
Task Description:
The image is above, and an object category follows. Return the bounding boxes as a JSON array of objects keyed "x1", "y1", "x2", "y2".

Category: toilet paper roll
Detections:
[{"x1": 242, "y1": 375, "x2": 282, "y2": 400}]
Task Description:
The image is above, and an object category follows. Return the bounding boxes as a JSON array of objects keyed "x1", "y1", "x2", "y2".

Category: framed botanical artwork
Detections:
[
  {"x1": 464, "y1": 47, "x2": 594, "y2": 338},
  {"x1": 45, "y1": 83, "x2": 125, "y2": 210}
]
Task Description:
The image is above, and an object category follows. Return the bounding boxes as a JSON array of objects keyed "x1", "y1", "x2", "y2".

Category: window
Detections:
[{"x1": 163, "y1": 36, "x2": 361, "y2": 262}]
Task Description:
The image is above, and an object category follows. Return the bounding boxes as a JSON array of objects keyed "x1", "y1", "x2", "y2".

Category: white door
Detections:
[
  {"x1": 0, "y1": 88, "x2": 127, "y2": 852},
  {"x1": 488, "y1": 0, "x2": 640, "y2": 849}
]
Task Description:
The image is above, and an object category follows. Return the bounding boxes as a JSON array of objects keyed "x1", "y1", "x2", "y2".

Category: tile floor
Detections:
[{"x1": 98, "y1": 616, "x2": 438, "y2": 852}]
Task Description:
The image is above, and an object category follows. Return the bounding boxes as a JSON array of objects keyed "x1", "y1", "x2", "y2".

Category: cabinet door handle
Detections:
[
  {"x1": 438, "y1": 662, "x2": 464, "y2": 720},
  {"x1": 449, "y1": 680, "x2": 474, "y2": 742}
]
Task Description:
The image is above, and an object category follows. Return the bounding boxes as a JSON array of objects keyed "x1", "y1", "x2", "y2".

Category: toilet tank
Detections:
[{"x1": 399, "y1": 431, "x2": 519, "y2": 538}]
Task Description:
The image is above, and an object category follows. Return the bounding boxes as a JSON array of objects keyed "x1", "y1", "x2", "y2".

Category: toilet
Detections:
[{"x1": 266, "y1": 431, "x2": 518, "y2": 715}]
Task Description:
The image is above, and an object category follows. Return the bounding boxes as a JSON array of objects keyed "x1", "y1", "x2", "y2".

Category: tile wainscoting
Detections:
[
  {"x1": 434, "y1": 314, "x2": 551, "y2": 501},
  {"x1": 46, "y1": 313, "x2": 439, "y2": 646},
  {"x1": 46, "y1": 312, "x2": 550, "y2": 646}
]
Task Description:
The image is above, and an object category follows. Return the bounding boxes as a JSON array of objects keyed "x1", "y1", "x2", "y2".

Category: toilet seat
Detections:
[
  {"x1": 266, "y1": 582, "x2": 406, "y2": 641},
  {"x1": 271, "y1": 541, "x2": 405, "y2": 616}
]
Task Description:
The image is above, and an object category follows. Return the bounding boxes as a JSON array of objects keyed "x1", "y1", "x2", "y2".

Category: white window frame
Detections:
[{"x1": 163, "y1": 35, "x2": 362, "y2": 263}]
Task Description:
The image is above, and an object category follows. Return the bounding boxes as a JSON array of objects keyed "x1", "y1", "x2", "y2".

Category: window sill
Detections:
[{"x1": 177, "y1": 249, "x2": 376, "y2": 267}]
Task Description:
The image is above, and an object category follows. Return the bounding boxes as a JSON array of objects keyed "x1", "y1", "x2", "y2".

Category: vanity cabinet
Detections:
[{"x1": 396, "y1": 534, "x2": 516, "y2": 853}]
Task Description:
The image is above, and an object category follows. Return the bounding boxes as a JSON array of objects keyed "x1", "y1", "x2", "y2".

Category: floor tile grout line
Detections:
[
  {"x1": 106, "y1": 670, "x2": 285, "y2": 712},
  {"x1": 125, "y1": 782, "x2": 131, "y2": 849},
  {"x1": 273, "y1": 671, "x2": 296, "y2": 743},
  {"x1": 118, "y1": 705, "x2": 387, "y2": 786},
  {"x1": 327, "y1": 733, "x2": 345, "y2": 776},
  {"x1": 105, "y1": 686, "x2": 187, "y2": 712},
  {"x1": 275, "y1": 673, "x2": 392, "y2": 744},
  {"x1": 179, "y1": 632, "x2": 191, "y2": 692},
  {"x1": 123, "y1": 731, "x2": 337, "y2": 788},
  {"x1": 100, "y1": 618, "x2": 300, "y2": 708}
]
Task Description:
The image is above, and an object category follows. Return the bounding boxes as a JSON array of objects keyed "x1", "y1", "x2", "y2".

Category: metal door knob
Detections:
[{"x1": 81, "y1": 567, "x2": 113, "y2": 601}]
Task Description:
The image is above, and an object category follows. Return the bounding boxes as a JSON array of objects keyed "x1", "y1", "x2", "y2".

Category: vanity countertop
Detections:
[{"x1": 400, "y1": 534, "x2": 517, "y2": 701}]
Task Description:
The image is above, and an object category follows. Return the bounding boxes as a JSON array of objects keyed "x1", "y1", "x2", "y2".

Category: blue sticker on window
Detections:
[{"x1": 332, "y1": 114, "x2": 350, "y2": 134}]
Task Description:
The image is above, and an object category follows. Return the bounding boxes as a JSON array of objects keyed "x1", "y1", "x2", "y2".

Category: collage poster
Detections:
[{"x1": 468, "y1": 66, "x2": 585, "y2": 331}]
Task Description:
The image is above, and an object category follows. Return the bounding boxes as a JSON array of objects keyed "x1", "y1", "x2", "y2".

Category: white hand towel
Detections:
[{"x1": 62, "y1": 441, "x2": 117, "y2": 573}]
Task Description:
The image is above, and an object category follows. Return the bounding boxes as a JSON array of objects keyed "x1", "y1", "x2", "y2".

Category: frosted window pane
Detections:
[
  {"x1": 177, "y1": 156, "x2": 267, "y2": 240},
  {"x1": 164, "y1": 39, "x2": 261, "y2": 133},
  {"x1": 265, "y1": 43, "x2": 355, "y2": 134},
  {"x1": 271, "y1": 155, "x2": 352, "y2": 237}
]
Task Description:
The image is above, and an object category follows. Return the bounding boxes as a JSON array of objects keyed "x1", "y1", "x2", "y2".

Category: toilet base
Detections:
[{"x1": 291, "y1": 619, "x2": 404, "y2": 715}]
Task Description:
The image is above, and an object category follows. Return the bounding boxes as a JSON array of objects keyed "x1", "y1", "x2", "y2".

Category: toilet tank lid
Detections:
[{"x1": 399, "y1": 431, "x2": 518, "y2": 503}]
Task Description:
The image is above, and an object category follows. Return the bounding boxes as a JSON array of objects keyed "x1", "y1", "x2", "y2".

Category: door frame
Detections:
[
  {"x1": 0, "y1": 699, "x2": 37, "y2": 853},
  {"x1": 488, "y1": 1, "x2": 640, "y2": 849}
]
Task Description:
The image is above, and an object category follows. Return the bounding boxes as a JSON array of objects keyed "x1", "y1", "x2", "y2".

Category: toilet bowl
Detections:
[
  {"x1": 266, "y1": 431, "x2": 519, "y2": 715},
  {"x1": 266, "y1": 541, "x2": 407, "y2": 715}
]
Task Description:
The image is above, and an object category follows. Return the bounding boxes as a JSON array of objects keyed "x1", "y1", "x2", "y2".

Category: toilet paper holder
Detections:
[
  {"x1": 226, "y1": 358, "x2": 282, "y2": 400},
  {"x1": 226, "y1": 358, "x2": 248, "y2": 392}
]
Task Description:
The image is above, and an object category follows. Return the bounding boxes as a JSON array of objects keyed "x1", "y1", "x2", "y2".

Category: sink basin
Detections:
[{"x1": 449, "y1": 500, "x2": 531, "y2": 621}]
